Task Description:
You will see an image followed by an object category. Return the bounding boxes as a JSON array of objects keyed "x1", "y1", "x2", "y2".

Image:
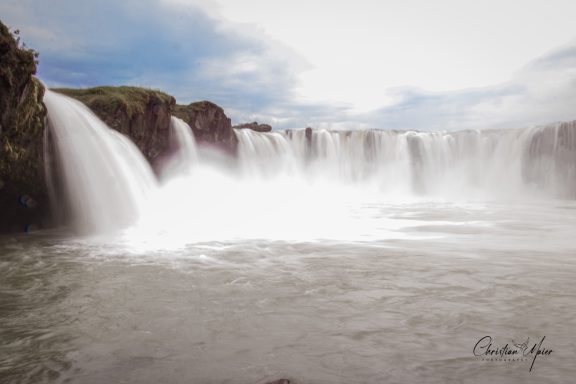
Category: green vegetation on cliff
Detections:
[
  {"x1": 54, "y1": 86, "x2": 174, "y2": 121},
  {"x1": 54, "y1": 86, "x2": 176, "y2": 162},
  {"x1": 174, "y1": 100, "x2": 223, "y2": 119},
  {"x1": 0, "y1": 20, "x2": 47, "y2": 232}
]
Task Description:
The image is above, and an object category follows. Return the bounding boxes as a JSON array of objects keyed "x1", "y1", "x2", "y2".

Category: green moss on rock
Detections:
[{"x1": 55, "y1": 86, "x2": 174, "y2": 121}]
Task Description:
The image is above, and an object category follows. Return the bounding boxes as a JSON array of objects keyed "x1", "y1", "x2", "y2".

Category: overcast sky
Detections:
[{"x1": 2, "y1": 0, "x2": 576, "y2": 130}]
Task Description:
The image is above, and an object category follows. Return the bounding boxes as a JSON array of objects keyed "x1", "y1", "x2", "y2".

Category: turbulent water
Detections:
[{"x1": 1, "y1": 92, "x2": 576, "y2": 383}]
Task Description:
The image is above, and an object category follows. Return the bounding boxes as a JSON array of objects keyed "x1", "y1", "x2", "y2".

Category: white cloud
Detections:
[{"x1": 211, "y1": 0, "x2": 576, "y2": 111}]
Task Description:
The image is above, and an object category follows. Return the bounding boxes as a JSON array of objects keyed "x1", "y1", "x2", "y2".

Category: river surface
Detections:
[{"x1": 1, "y1": 198, "x2": 576, "y2": 384}]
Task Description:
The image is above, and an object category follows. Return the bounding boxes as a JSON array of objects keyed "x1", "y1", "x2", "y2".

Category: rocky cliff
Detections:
[
  {"x1": 174, "y1": 101, "x2": 238, "y2": 154},
  {"x1": 54, "y1": 86, "x2": 176, "y2": 164},
  {"x1": 0, "y1": 21, "x2": 47, "y2": 232},
  {"x1": 54, "y1": 91, "x2": 239, "y2": 158}
]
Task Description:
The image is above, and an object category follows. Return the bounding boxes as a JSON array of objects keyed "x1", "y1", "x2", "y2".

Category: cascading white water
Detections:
[
  {"x1": 160, "y1": 116, "x2": 199, "y2": 178},
  {"x1": 235, "y1": 124, "x2": 576, "y2": 199},
  {"x1": 44, "y1": 90, "x2": 157, "y2": 233},
  {"x1": 43, "y1": 90, "x2": 576, "y2": 240}
]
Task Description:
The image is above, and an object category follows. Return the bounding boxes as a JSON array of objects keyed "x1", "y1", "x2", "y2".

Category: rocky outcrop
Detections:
[
  {"x1": 0, "y1": 21, "x2": 48, "y2": 232},
  {"x1": 174, "y1": 101, "x2": 237, "y2": 154},
  {"x1": 233, "y1": 121, "x2": 272, "y2": 132},
  {"x1": 54, "y1": 86, "x2": 176, "y2": 163}
]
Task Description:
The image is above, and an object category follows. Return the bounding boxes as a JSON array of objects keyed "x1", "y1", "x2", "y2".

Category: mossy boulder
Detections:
[
  {"x1": 54, "y1": 86, "x2": 176, "y2": 163},
  {"x1": 174, "y1": 101, "x2": 238, "y2": 154},
  {"x1": 0, "y1": 20, "x2": 48, "y2": 232}
]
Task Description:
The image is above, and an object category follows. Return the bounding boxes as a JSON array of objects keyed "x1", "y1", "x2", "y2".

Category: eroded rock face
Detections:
[
  {"x1": 54, "y1": 86, "x2": 176, "y2": 164},
  {"x1": 233, "y1": 121, "x2": 272, "y2": 133},
  {"x1": 0, "y1": 21, "x2": 48, "y2": 232},
  {"x1": 174, "y1": 101, "x2": 238, "y2": 154}
]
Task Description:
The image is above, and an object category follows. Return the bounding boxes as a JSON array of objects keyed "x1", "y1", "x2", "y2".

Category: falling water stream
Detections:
[{"x1": 1, "y1": 91, "x2": 575, "y2": 383}]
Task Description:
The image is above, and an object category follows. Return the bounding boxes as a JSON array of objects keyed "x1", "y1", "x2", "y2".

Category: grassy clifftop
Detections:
[
  {"x1": 54, "y1": 86, "x2": 176, "y2": 163},
  {"x1": 54, "y1": 86, "x2": 175, "y2": 121}
]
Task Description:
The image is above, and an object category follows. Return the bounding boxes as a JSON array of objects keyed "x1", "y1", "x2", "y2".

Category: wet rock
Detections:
[
  {"x1": 305, "y1": 127, "x2": 313, "y2": 142},
  {"x1": 0, "y1": 20, "x2": 48, "y2": 232},
  {"x1": 174, "y1": 101, "x2": 238, "y2": 154},
  {"x1": 233, "y1": 121, "x2": 272, "y2": 132}
]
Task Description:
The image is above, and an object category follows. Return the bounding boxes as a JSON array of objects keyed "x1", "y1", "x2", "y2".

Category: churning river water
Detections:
[{"x1": 2, "y1": 198, "x2": 576, "y2": 384}]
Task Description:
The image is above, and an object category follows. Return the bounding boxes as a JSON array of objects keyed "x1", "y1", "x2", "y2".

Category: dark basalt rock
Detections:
[
  {"x1": 53, "y1": 86, "x2": 176, "y2": 164},
  {"x1": 174, "y1": 101, "x2": 238, "y2": 154},
  {"x1": 0, "y1": 20, "x2": 48, "y2": 232},
  {"x1": 234, "y1": 121, "x2": 272, "y2": 132},
  {"x1": 305, "y1": 127, "x2": 313, "y2": 143}
]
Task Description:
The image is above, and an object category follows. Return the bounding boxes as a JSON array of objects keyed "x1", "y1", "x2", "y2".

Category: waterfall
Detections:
[
  {"x1": 44, "y1": 90, "x2": 157, "y2": 233},
  {"x1": 234, "y1": 124, "x2": 576, "y2": 199},
  {"x1": 160, "y1": 116, "x2": 198, "y2": 178},
  {"x1": 42, "y1": 90, "x2": 576, "y2": 238}
]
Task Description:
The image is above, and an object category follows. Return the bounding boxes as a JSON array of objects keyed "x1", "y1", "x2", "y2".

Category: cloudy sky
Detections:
[{"x1": 2, "y1": 0, "x2": 576, "y2": 130}]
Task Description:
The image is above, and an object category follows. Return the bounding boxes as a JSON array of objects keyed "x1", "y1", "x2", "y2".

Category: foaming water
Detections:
[{"x1": 129, "y1": 122, "x2": 576, "y2": 247}]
